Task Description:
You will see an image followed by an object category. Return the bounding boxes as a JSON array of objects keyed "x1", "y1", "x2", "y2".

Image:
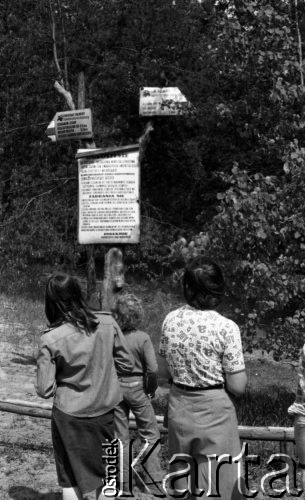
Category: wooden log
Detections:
[
  {"x1": 0, "y1": 399, "x2": 296, "y2": 442},
  {"x1": 238, "y1": 425, "x2": 295, "y2": 442},
  {"x1": 280, "y1": 439, "x2": 295, "y2": 458},
  {"x1": 0, "y1": 400, "x2": 51, "y2": 419}
]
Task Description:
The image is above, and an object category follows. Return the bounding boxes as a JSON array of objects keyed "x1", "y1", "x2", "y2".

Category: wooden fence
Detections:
[{"x1": 0, "y1": 398, "x2": 295, "y2": 456}]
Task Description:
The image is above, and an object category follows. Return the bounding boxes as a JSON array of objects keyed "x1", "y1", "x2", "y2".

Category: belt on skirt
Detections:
[{"x1": 172, "y1": 381, "x2": 224, "y2": 391}]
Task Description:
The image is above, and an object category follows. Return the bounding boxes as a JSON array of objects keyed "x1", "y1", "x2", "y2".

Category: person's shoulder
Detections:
[
  {"x1": 215, "y1": 312, "x2": 239, "y2": 331},
  {"x1": 40, "y1": 327, "x2": 54, "y2": 342},
  {"x1": 41, "y1": 326, "x2": 53, "y2": 336},
  {"x1": 165, "y1": 306, "x2": 185, "y2": 319},
  {"x1": 94, "y1": 311, "x2": 114, "y2": 324},
  {"x1": 134, "y1": 329, "x2": 150, "y2": 341},
  {"x1": 40, "y1": 322, "x2": 74, "y2": 344}
]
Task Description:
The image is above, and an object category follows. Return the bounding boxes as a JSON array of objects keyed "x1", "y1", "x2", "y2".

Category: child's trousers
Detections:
[{"x1": 114, "y1": 376, "x2": 163, "y2": 493}]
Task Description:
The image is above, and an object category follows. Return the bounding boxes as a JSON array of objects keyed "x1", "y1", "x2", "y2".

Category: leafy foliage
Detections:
[{"x1": 169, "y1": 146, "x2": 305, "y2": 359}]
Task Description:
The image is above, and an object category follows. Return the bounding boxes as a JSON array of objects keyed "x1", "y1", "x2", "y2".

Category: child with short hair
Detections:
[{"x1": 113, "y1": 293, "x2": 164, "y2": 497}]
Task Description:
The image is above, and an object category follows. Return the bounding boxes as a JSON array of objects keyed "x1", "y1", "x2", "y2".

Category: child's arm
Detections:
[
  {"x1": 35, "y1": 341, "x2": 56, "y2": 399},
  {"x1": 113, "y1": 323, "x2": 135, "y2": 374},
  {"x1": 142, "y1": 336, "x2": 158, "y2": 395}
]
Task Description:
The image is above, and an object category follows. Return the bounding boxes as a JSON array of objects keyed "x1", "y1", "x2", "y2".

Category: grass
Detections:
[{"x1": 0, "y1": 293, "x2": 44, "y2": 351}]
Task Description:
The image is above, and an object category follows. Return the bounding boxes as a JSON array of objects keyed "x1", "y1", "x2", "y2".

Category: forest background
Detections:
[{"x1": 1, "y1": 0, "x2": 305, "y2": 361}]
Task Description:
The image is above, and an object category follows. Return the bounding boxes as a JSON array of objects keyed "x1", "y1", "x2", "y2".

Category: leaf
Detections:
[{"x1": 257, "y1": 228, "x2": 267, "y2": 239}]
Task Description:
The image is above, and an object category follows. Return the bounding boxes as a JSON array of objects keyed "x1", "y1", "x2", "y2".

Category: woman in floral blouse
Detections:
[{"x1": 159, "y1": 257, "x2": 247, "y2": 500}]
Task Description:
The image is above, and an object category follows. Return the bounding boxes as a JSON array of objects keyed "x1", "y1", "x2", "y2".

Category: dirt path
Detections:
[{"x1": 0, "y1": 337, "x2": 61, "y2": 499}]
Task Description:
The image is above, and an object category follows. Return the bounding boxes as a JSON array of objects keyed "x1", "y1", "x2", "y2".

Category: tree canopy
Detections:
[{"x1": 1, "y1": 0, "x2": 305, "y2": 356}]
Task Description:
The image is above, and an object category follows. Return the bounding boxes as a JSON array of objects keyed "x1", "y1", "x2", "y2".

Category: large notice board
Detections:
[{"x1": 77, "y1": 145, "x2": 140, "y2": 244}]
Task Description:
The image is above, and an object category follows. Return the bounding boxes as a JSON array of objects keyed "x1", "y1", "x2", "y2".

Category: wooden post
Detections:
[
  {"x1": 77, "y1": 71, "x2": 99, "y2": 308},
  {"x1": 139, "y1": 120, "x2": 154, "y2": 163},
  {"x1": 102, "y1": 247, "x2": 125, "y2": 311},
  {"x1": 280, "y1": 436, "x2": 295, "y2": 460}
]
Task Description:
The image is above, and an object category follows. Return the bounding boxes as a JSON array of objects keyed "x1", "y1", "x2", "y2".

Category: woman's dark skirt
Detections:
[{"x1": 52, "y1": 406, "x2": 115, "y2": 494}]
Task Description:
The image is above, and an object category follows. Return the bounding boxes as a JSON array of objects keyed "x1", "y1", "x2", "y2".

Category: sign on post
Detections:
[
  {"x1": 55, "y1": 108, "x2": 93, "y2": 141},
  {"x1": 45, "y1": 120, "x2": 56, "y2": 142},
  {"x1": 46, "y1": 109, "x2": 93, "y2": 141},
  {"x1": 139, "y1": 87, "x2": 190, "y2": 116},
  {"x1": 76, "y1": 145, "x2": 140, "y2": 245}
]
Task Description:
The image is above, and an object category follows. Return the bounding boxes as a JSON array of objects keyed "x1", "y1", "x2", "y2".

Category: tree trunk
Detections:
[{"x1": 77, "y1": 71, "x2": 99, "y2": 308}]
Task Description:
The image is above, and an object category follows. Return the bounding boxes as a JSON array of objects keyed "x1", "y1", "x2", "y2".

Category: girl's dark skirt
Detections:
[{"x1": 52, "y1": 406, "x2": 115, "y2": 494}]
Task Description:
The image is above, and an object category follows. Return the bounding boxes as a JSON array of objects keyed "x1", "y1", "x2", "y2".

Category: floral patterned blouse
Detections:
[{"x1": 159, "y1": 305, "x2": 245, "y2": 387}]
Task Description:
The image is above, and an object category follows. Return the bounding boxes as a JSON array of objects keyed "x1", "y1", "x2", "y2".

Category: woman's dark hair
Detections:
[
  {"x1": 45, "y1": 272, "x2": 99, "y2": 334},
  {"x1": 183, "y1": 257, "x2": 225, "y2": 310}
]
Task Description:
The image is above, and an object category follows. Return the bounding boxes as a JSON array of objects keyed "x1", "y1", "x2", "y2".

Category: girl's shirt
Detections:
[
  {"x1": 36, "y1": 312, "x2": 135, "y2": 417},
  {"x1": 159, "y1": 305, "x2": 245, "y2": 388},
  {"x1": 288, "y1": 345, "x2": 305, "y2": 417}
]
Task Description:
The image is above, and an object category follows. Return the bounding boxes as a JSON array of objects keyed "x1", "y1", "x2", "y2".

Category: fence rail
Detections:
[{"x1": 0, "y1": 398, "x2": 295, "y2": 448}]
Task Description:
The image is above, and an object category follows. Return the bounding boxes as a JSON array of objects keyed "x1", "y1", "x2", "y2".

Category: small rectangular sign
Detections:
[
  {"x1": 139, "y1": 87, "x2": 190, "y2": 116},
  {"x1": 77, "y1": 145, "x2": 140, "y2": 245},
  {"x1": 55, "y1": 108, "x2": 93, "y2": 141}
]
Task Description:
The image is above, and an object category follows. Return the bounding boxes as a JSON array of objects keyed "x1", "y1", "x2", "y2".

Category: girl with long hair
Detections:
[{"x1": 36, "y1": 272, "x2": 134, "y2": 500}]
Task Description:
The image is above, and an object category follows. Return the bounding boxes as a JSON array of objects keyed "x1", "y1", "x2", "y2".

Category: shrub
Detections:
[{"x1": 166, "y1": 143, "x2": 305, "y2": 359}]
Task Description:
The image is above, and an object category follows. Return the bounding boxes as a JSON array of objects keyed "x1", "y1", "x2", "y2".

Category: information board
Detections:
[
  {"x1": 77, "y1": 146, "x2": 140, "y2": 244},
  {"x1": 55, "y1": 108, "x2": 93, "y2": 141},
  {"x1": 139, "y1": 87, "x2": 190, "y2": 116}
]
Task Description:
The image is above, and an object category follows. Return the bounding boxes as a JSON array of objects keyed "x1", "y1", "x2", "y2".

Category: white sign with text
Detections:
[
  {"x1": 55, "y1": 108, "x2": 93, "y2": 141},
  {"x1": 78, "y1": 147, "x2": 140, "y2": 244},
  {"x1": 139, "y1": 87, "x2": 190, "y2": 116}
]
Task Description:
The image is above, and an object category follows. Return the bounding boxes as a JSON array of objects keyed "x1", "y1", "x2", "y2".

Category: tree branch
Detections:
[
  {"x1": 0, "y1": 179, "x2": 73, "y2": 228},
  {"x1": 295, "y1": 0, "x2": 304, "y2": 88},
  {"x1": 54, "y1": 80, "x2": 75, "y2": 110},
  {"x1": 49, "y1": 0, "x2": 64, "y2": 86},
  {"x1": 57, "y1": 0, "x2": 70, "y2": 90}
]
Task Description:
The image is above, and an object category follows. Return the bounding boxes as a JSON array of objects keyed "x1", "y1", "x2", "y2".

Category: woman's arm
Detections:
[
  {"x1": 225, "y1": 370, "x2": 247, "y2": 397},
  {"x1": 36, "y1": 344, "x2": 56, "y2": 399}
]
